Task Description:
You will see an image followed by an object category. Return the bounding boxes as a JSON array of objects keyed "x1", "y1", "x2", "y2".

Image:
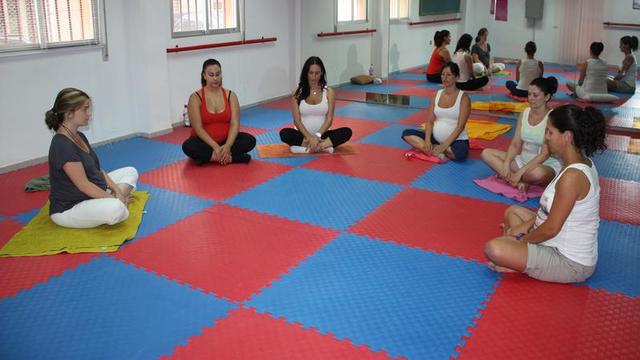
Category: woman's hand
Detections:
[
  {"x1": 422, "y1": 142, "x2": 433, "y2": 155},
  {"x1": 219, "y1": 144, "x2": 232, "y2": 165},
  {"x1": 307, "y1": 135, "x2": 321, "y2": 152},
  {"x1": 113, "y1": 189, "x2": 131, "y2": 205},
  {"x1": 432, "y1": 144, "x2": 447, "y2": 155}
]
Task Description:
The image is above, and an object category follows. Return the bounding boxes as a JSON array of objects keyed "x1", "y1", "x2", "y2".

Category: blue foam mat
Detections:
[
  {"x1": 246, "y1": 233, "x2": 500, "y2": 360},
  {"x1": 11, "y1": 208, "x2": 41, "y2": 224},
  {"x1": 412, "y1": 158, "x2": 540, "y2": 208},
  {"x1": 239, "y1": 107, "x2": 292, "y2": 129},
  {"x1": 335, "y1": 102, "x2": 420, "y2": 122},
  {"x1": 226, "y1": 168, "x2": 401, "y2": 230},
  {"x1": 359, "y1": 123, "x2": 419, "y2": 149},
  {"x1": 583, "y1": 220, "x2": 640, "y2": 297},
  {"x1": 337, "y1": 84, "x2": 405, "y2": 93},
  {"x1": 94, "y1": 137, "x2": 186, "y2": 174},
  {"x1": 388, "y1": 72, "x2": 426, "y2": 81},
  {"x1": 0, "y1": 256, "x2": 235, "y2": 359},
  {"x1": 591, "y1": 150, "x2": 640, "y2": 182}
]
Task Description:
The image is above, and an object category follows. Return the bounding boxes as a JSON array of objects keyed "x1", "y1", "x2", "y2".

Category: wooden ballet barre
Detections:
[
  {"x1": 408, "y1": 18, "x2": 461, "y2": 26},
  {"x1": 166, "y1": 37, "x2": 277, "y2": 53},
  {"x1": 603, "y1": 21, "x2": 640, "y2": 28},
  {"x1": 317, "y1": 29, "x2": 377, "y2": 37}
]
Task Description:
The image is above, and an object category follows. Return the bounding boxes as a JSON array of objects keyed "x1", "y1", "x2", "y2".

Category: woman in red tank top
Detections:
[
  {"x1": 182, "y1": 59, "x2": 256, "y2": 165},
  {"x1": 426, "y1": 30, "x2": 452, "y2": 84}
]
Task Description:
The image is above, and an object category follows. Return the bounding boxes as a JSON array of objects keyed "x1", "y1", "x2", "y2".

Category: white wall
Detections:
[
  {"x1": 603, "y1": 0, "x2": 640, "y2": 66},
  {"x1": 0, "y1": 0, "x2": 297, "y2": 170}
]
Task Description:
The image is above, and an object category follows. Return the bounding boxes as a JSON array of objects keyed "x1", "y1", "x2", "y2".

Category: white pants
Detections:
[{"x1": 50, "y1": 167, "x2": 139, "y2": 229}]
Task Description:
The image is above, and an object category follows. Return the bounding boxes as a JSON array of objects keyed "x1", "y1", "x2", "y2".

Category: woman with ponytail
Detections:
[
  {"x1": 426, "y1": 30, "x2": 452, "y2": 83},
  {"x1": 482, "y1": 77, "x2": 561, "y2": 192},
  {"x1": 46, "y1": 88, "x2": 138, "y2": 228},
  {"x1": 484, "y1": 105, "x2": 607, "y2": 283},
  {"x1": 607, "y1": 35, "x2": 638, "y2": 94},
  {"x1": 471, "y1": 28, "x2": 506, "y2": 75}
]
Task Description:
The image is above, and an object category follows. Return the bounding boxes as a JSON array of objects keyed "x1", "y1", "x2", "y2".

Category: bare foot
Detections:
[{"x1": 516, "y1": 182, "x2": 529, "y2": 193}]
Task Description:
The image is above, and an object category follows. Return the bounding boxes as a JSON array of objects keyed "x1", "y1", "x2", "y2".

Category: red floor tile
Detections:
[
  {"x1": 304, "y1": 143, "x2": 434, "y2": 185},
  {"x1": 397, "y1": 109, "x2": 429, "y2": 126},
  {"x1": 153, "y1": 126, "x2": 192, "y2": 145},
  {"x1": 335, "y1": 89, "x2": 367, "y2": 102},
  {"x1": 139, "y1": 159, "x2": 291, "y2": 201},
  {"x1": 260, "y1": 97, "x2": 294, "y2": 110},
  {"x1": 166, "y1": 308, "x2": 396, "y2": 360},
  {"x1": 349, "y1": 188, "x2": 507, "y2": 262},
  {"x1": 468, "y1": 137, "x2": 513, "y2": 160},
  {"x1": 605, "y1": 134, "x2": 631, "y2": 152},
  {"x1": 333, "y1": 117, "x2": 390, "y2": 141},
  {"x1": 458, "y1": 278, "x2": 640, "y2": 360},
  {"x1": 0, "y1": 218, "x2": 22, "y2": 248},
  {"x1": 0, "y1": 163, "x2": 49, "y2": 217},
  {"x1": 599, "y1": 177, "x2": 640, "y2": 225},
  {"x1": 393, "y1": 87, "x2": 437, "y2": 99},
  {"x1": 115, "y1": 204, "x2": 339, "y2": 302}
]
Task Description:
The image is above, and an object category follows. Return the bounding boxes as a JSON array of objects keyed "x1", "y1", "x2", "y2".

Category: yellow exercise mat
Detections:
[
  {"x1": 419, "y1": 119, "x2": 511, "y2": 141},
  {"x1": 472, "y1": 101, "x2": 528, "y2": 113},
  {"x1": 493, "y1": 70, "x2": 510, "y2": 76},
  {"x1": 0, "y1": 191, "x2": 149, "y2": 257},
  {"x1": 257, "y1": 143, "x2": 359, "y2": 158}
]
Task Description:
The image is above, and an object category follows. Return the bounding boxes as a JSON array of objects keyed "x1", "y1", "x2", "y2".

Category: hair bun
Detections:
[{"x1": 546, "y1": 76, "x2": 558, "y2": 95}]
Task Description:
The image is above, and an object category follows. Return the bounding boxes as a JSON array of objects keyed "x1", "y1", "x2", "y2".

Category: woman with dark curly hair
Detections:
[{"x1": 484, "y1": 105, "x2": 607, "y2": 283}]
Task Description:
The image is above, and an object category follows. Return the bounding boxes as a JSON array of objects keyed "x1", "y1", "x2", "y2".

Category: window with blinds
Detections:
[
  {"x1": 172, "y1": 0, "x2": 239, "y2": 37},
  {"x1": 337, "y1": 0, "x2": 367, "y2": 22},
  {"x1": 0, "y1": 0, "x2": 100, "y2": 53},
  {"x1": 390, "y1": 0, "x2": 409, "y2": 19}
]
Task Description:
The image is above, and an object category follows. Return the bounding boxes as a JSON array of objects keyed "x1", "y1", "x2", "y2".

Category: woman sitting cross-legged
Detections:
[
  {"x1": 481, "y1": 77, "x2": 562, "y2": 192},
  {"x1": 402, "y1": 62, "x2": 470, "y2": 162},
  {"x1": 484, "y1": 105, "x2": 607, "y2": 283},
  {"x1": 182, "y1": 58, "x2": 256, "y2": 165},
  {"x1": 280, "y1": 56, "x2": 352, "y2": 153},
  {"x1": 46, "y1": 88, "x2": 138, "y2": 228}
]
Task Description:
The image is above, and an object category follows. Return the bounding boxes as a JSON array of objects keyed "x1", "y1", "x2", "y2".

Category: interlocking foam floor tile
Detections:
[
  {"x1": 349, "y1": 188, "x2": 507, "y2": 262},
  {"x1": 457, "y1": 278, "x2": 640, "y2": 360},
  {"x1": 133, "y1": 183, "x2": 214, "y2": 239},
  {"x1": 583, "y1": 220, "x2": 640, "y2": 297},
  {"x1": 468, "y1": 136, "x2": 513, "y2": 160},
  {"x1": 94, "y1": 137, "x2": 186, "y2": 174},
  {"x1": 414, "y1": 82, "x2": 444, "y2": 90},
  {"x1": 115, "y1": 204, "x2": 338, "y2": 302},
  {"x1": 226, "y1": 168, "x2": 401, "y2": 230},
  {"x1": 0, "y1": 162, "x2": 49, "y2": 216},
  {"x1": 246, "y1": 233, "x2": 500, "y2": 360},
  {"x1": 409, "y1": 96, "x2": 430, "y2": 108},
  {"x1": 599, "y1": 177, "x2": 640, "y2": 225},
  {"x1": 604, "y1": 133, "x2": 631, "y2": 152},
  {"x1": 239, "y1": 107, "x2": 293, "y2": 129},
  {"x1": 411, "y1": 158, "x2": 540, "y2": 208},
  {"x1": 592, "y1": 150, "x2": 640, "y2": 182},
  {"x1": 388, "y1": 72, "x2": 426, "y2": 81},
  {"x1": 398, "y1": 109, "x2": 430, "y2": 125},
  {"x1": 337, "y1": 84, "x2": 406, "y2": 93},
  {"x1": 152, "y1": 126, "x2": 192, "y2": 145},
  {"x1": 393, "y1": 86, "x2": 437, "y2": 99},
  {"x1": 166, "y1": 308, "x2": 395, "y2": 360},
  {"x1": 334, "y1": 89, "x2": 368, "y2": 102},
  {"x1": 629, "y1": 138, "x2": 640, "y2": 154},
  {"x1": 0, "y1": 256, "x2": 235, "y2": 359},
  {"x1": 335, "y1": 102, "x2": 420, "y2": 122},
  {"x1": 359, "y1": 124, "x2": 419, "y2": 149},
  {"x1": 10, "y1": 207, "x2": 41, "y2": 224},
  {"x1": 140, "y1": 159, "x2": 291, "y2": 201},
  {"x1": 385, "y1": 78, "x2": 423, "y2": 86},
  {"x1": 332, "y1": 116, "x2": 390, "y2": 141},
  {"x1": 303, "y1": 143, "x2": 434, "y2": 185},
  {"x1": 260, "y1": 97, "x2": 296, "y2": 110}
]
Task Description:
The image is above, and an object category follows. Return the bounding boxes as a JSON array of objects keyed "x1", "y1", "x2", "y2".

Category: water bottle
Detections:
[
  {"x1": 368, "y1": 64, "x2": 374, "y2": 77},
  {"x1": 182, "y1": 105, "x2": 191, "y2": 127}
]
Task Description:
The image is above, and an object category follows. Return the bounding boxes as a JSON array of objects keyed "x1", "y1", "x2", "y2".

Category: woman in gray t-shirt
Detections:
[{"x1": 45, "y1": 88, "x2": 138, "y2": 228}]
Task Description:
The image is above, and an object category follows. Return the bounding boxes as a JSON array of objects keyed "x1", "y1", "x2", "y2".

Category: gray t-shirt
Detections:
[
  {"x1": 471, "y1": 43, "x2": 491, "y2": 68},
  {"x1": 48, "y1": 132, "x2": 107, "y2": 214}
]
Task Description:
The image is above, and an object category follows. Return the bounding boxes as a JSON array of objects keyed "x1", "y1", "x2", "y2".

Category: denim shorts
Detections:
[{"x1": 401, "y1": 128, "x2": 469, "y2": 161}]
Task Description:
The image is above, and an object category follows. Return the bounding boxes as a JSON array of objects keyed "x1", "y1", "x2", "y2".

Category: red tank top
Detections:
[
  {"x1": 426, "y1": 47, "x2": 446, "y2": 75},
  {"x1": 191, "y1": 87, "x2": 231, "y2": 143}
]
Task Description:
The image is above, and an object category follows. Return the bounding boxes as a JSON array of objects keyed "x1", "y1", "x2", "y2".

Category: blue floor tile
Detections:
[
  {"x1": 359, "y1": 124, "x2": 418, "y2": 149},
  {"x1": 94, "y1": 137, "x2": 186, "y2": 174},
  {"x1": 411, "y1": 158, "x2": 540, "y2": 208},
  {"x1": 389, "y1": 72, "x2": 426, "y2": 81},
  {"x1": 335, "y1": 102, "x2": 420, "y2": 122},
  {"x1": 0, "y1": 256, "x2": 235, "y2": 359},
  {"x1": 226, "y1": 168, "x2": 401, "y2": 230},
  {"x1": 337, "y1": 84, "x2": 405, "y2": 93},
  {"x1": 240, "y1": 107, "x2": 292, "y2": 129},
  {"x1": 591, "y1": 151, "x2": 640, "y2": 182},
  {"x1": 246, "y1": 233, "x2": 500, "y2": 360},
  {"x1": 11, "y1": 208, "x2": 41, "y2": 224}
]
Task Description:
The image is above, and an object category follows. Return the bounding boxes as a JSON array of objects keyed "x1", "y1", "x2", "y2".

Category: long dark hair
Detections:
[
  {"x1": 200, "y1": 58, "x2": 221, "y2": 87},
  {"x1": 620, "y1": 35, "x2": 639, "y2": 52},
  {"x1": 475, "y1": 28, "x2": 488, "y2": 43},
  {"x1": 45, "y1": 88, "x2": 90, "y2": 131},
  {"x1": 455, "y1": 33, "x2": 473, "y2": 53},
  {"x1": 295, "y1": 56, "x2": 327, "y2": 105},
  {"x1": 434, "y1": 30, "x2": 450, "y2": 47},
  {"x1": 548, "y1": 105, "x2": 607, "y2": 157}
]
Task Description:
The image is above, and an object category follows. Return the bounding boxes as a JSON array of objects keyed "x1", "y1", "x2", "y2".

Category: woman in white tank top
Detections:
[
  {"x1": 568, "y1": 42, "x2": 617, "y2": 102},
  {"x1": 402, "y1": 62, "x2": 470, "y2": 161},
  {"x1": 607, "y1": 35, "x2": 638, "y2": 94},
  {"x1": 506, "y1": 41, "x2": 544, "y2": 98},
  {"x1": 280, "y1": 56, "x2": 352, "y2": 153},
  {"x1": 484, "y1": 105, "x2": 608, "y2": 284}
]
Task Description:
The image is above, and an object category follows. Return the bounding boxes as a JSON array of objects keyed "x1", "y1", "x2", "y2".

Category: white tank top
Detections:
[
  {"x1": 534, "y1": 162, "x2": 600, "y2": 266},
  {"x1": 452, "y1": 51, "x2": 472, "y2": 82},
  {"x1": 519, "y1": 108, "x2": 562, "y2": 169},
  {"x1": 517, "y1": 58, "x2": 542, "y2": 90},
  {"x1": 582, "y1": 58, "x2": 609, "y2": 94},
  {"x1": 432, "y1": 89, "x2": 468, "y2": 143},
  {"x1": 621, "y1": 54, "x2": 637, "y2": 89},
  {"x1": 298, "y1": 88, "x2": 328, "y2": 134}
]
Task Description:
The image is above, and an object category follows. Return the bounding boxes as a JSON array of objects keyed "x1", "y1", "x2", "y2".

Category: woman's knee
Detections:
[
  {"x1": 104, "y1": 199, "x2": 129, "y2": 225},
  {"x1": 484, "y1": 238, "x2": 503, "y2": 260}
]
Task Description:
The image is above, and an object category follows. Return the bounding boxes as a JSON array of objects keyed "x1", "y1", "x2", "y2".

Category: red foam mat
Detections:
[
  {"x1": 115, "y1": 204, "x2": 339, "y2": 302},
  {"x1": 304, "y1": 143, "x2": 434, "y2": 185},
  {"x1": 165, "y1": 308, "x2": 395, "y2": 360},
  {"x1": 349, "y1": 188, "x2": 507, "y2": 262},
  {"x1": 140, "y1": 159, "x2": 291, "y2": 201},
  {"x1": 458, "y1": 278, "x2": 640, "y2": 360},
  {"x1": 0, "y1": 163, "x2": 49, "y2": 216},
  {"x1": 599, "y1": 177, "x2": 640, "y2": 225},
  {"x1": 331, "y1": 117, "x2": 390, "y2": 141}
]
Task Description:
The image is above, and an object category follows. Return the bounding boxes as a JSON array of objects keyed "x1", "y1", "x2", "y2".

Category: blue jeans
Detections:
[{"x1": 401, "y1": 128, "x2": 469, "y2": 161}]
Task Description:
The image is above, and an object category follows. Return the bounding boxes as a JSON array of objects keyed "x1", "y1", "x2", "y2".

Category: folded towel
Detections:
[
  {"x1": 473, "y1": 176, "x2": 544, "y2": 202},
  {"x1": 24, "y1": 175, "x2": 50, "y2": 192},
  {"x1": 257, "y1": 143, "x2": 358, "y2": 158}
]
